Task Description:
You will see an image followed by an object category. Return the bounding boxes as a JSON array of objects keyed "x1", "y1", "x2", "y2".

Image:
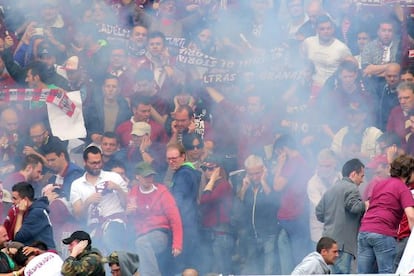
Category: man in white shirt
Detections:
[
  {"x1": 70, "y1": 146, "x2": 128, "y2": 253},
  {"x1": 302, "y1": 15, "x2": 352, "y2": 98}
]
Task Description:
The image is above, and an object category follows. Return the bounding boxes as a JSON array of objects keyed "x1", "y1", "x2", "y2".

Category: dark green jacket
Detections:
[{"x1": 61, "y1": 248, "x2": 105, "y2": 276}]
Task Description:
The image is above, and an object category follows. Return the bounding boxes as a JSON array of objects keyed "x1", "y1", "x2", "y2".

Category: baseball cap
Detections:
[
  {"x1": 201, "y1": 154, "x2": 222, "y2": 170},
  {"x1": 131, "y1": 122, "x2": 151, "y2": 136},
  {"x1": 103, "y1": 251, "x2": 119, "y2": 264},
  {"x1": 135, "y1": 161, "x2": 156, "y2": 177},
  {"x1": 62, "y1": 231, "x2": 91, "y2": 246}
]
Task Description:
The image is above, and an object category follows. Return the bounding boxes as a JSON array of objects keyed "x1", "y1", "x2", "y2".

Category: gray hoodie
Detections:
[
  {"x1": 118, "y1": 251, "x2": 139, "y2": 276},
  {"x1": 291, "y1": 252, "x2": 331, "y2": 275}
]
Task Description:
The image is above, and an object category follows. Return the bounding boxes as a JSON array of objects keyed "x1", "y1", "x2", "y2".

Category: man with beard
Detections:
[
  {"x1": 70, "y1": 146, "x2": 128, "y2": 253},
  {"x1": 362, "y1": 19, "x2": 400, "y2": 77},
  {"x1": 3, "y1": 154, "x2": 43, "y2": 193}
]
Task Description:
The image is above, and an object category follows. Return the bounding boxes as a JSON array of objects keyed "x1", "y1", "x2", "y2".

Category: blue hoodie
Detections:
[
  {"x1": 171, "y1": 162, "x2": 201, "y2": 234},
  {"x1": 14, "y1": 197, "x2": 56, "y2": 249}
]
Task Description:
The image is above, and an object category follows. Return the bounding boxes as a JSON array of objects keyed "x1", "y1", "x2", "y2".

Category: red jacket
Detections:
[
  {"x1": 199, "y1": 178, "x2": 233, "y2": 228},
  {"x1": 128, "y1": 183, "x2": 183, "y2": 250}
]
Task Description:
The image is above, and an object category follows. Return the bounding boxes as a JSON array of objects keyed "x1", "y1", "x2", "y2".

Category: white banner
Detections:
[{"x1": 47, "y1": 91, "x2": 86, "y2": 140}]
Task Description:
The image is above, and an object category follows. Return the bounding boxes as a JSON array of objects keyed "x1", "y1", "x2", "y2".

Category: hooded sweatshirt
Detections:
[
  {"x1": 14, "y1": 197, "x2": 56, "y2": 249},
  {"x1": 171, "y1": 162, "x2": 201, "y2": 233},
  {"x1": 118, "y1": 251, "x2": 140, "y2": 276},
  {"x1": 291, "y1": 252, "x2": 331, "y2": 275}
]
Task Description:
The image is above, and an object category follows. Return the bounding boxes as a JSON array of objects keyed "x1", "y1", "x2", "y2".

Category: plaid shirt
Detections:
[{"x1": 361, "y1": 38, "x2": 400, "y2": 67}]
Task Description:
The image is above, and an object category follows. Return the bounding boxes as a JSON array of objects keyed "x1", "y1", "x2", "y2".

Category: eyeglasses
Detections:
[
  {"x1": 167, "y1": 155, "x2": 182, "y2": 162},
  {"x1": 30, "y1": 131, "x2": 46, "y2": 140}
]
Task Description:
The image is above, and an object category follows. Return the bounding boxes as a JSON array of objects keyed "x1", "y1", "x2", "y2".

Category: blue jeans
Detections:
[
  {"x1": 394, "y1": 237, "x2": 409, "y2": 272},
  {"x1": 279, "y1": 218, "x2": 312, "y2": 274},
  {"x1": 241, "y1": 233, "x2": 277, "y2": 274},
  {"x1": 200, "y1": 230, "x2": 234, "y2": 274},
  {"x1": 332, "y1": 250, "x2": 353, "y2": 274},
  {"x1": 278, "y1": 229, "x2": 293, "y2": 274},
  {"x1": 358, "y1": 232, "x2": 396, "y2": 273}
]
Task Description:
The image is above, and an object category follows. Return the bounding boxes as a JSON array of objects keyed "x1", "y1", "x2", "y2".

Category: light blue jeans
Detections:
[
  {"x1": 358, "y1": 232, "x2": 396, "y2": 273},
  {"x1": 279, "y1": 218, "x2": 312, "y2": 274},
  {"x1": 200, "y1": 231, "x2": 234, "y2": 274},
  {"x1": 241, "y1": 233, "x2": 277, "y2": 274},
  {"x1": 332, "y1": 250, "x2": 353, "y2": 274}
]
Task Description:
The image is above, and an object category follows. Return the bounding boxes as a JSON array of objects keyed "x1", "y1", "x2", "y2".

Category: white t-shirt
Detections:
[
  {"x1": 24, "y1": 252, "x2": 63, "y2": 276},
  {"x1": 303, "y1": 36, "x2": 352, "y2": 86},
  {"x1": 70, "y1": 170, "x2": 128, "y2": 225}
]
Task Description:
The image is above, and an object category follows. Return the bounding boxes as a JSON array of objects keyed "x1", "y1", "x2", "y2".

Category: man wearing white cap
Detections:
[
  {"x1": 127, "y1": 121, "x2": 167, "y2": 177},
  {"x1": 116, "y1": 95, "x2": 168, "y2": 148}
]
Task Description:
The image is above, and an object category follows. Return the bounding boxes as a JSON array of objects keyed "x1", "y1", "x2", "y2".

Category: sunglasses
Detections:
[
  {"x1": 189, "y1": 144, "x2": 203, "y2": 150},
  {"x1": 201, "y1": 165, "x2": 217, "y2": 172}
]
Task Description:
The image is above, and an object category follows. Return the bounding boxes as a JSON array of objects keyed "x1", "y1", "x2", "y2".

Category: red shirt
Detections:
[
  {"x1": 128, "y1": 184, "x2": 183, "y2": 250},
  {"x1": 360, "y1": 177, "x2": 414, "y2": 237}
]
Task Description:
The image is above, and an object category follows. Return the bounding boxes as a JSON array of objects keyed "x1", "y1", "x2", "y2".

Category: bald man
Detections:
[
  {"x1": 296, "y1": 0, "x2": 326, "y2": 40},
  {"x1": 0, "y1": 108, "x2": 20, "y2": 172},
  {"x1": 0, "y1": 225, "x2": 24, "y2": 274},
  {"x1": 182, "y1": 268, "x2": 199, "y2": 276},
  {"x1": 377, "y1": 63, "x2": 401, "y2": 130}
]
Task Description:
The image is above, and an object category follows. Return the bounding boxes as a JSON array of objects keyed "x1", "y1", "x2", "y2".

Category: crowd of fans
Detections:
[{"x1": 0, "y1": 0, "x2": 412, "y2": 275}]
